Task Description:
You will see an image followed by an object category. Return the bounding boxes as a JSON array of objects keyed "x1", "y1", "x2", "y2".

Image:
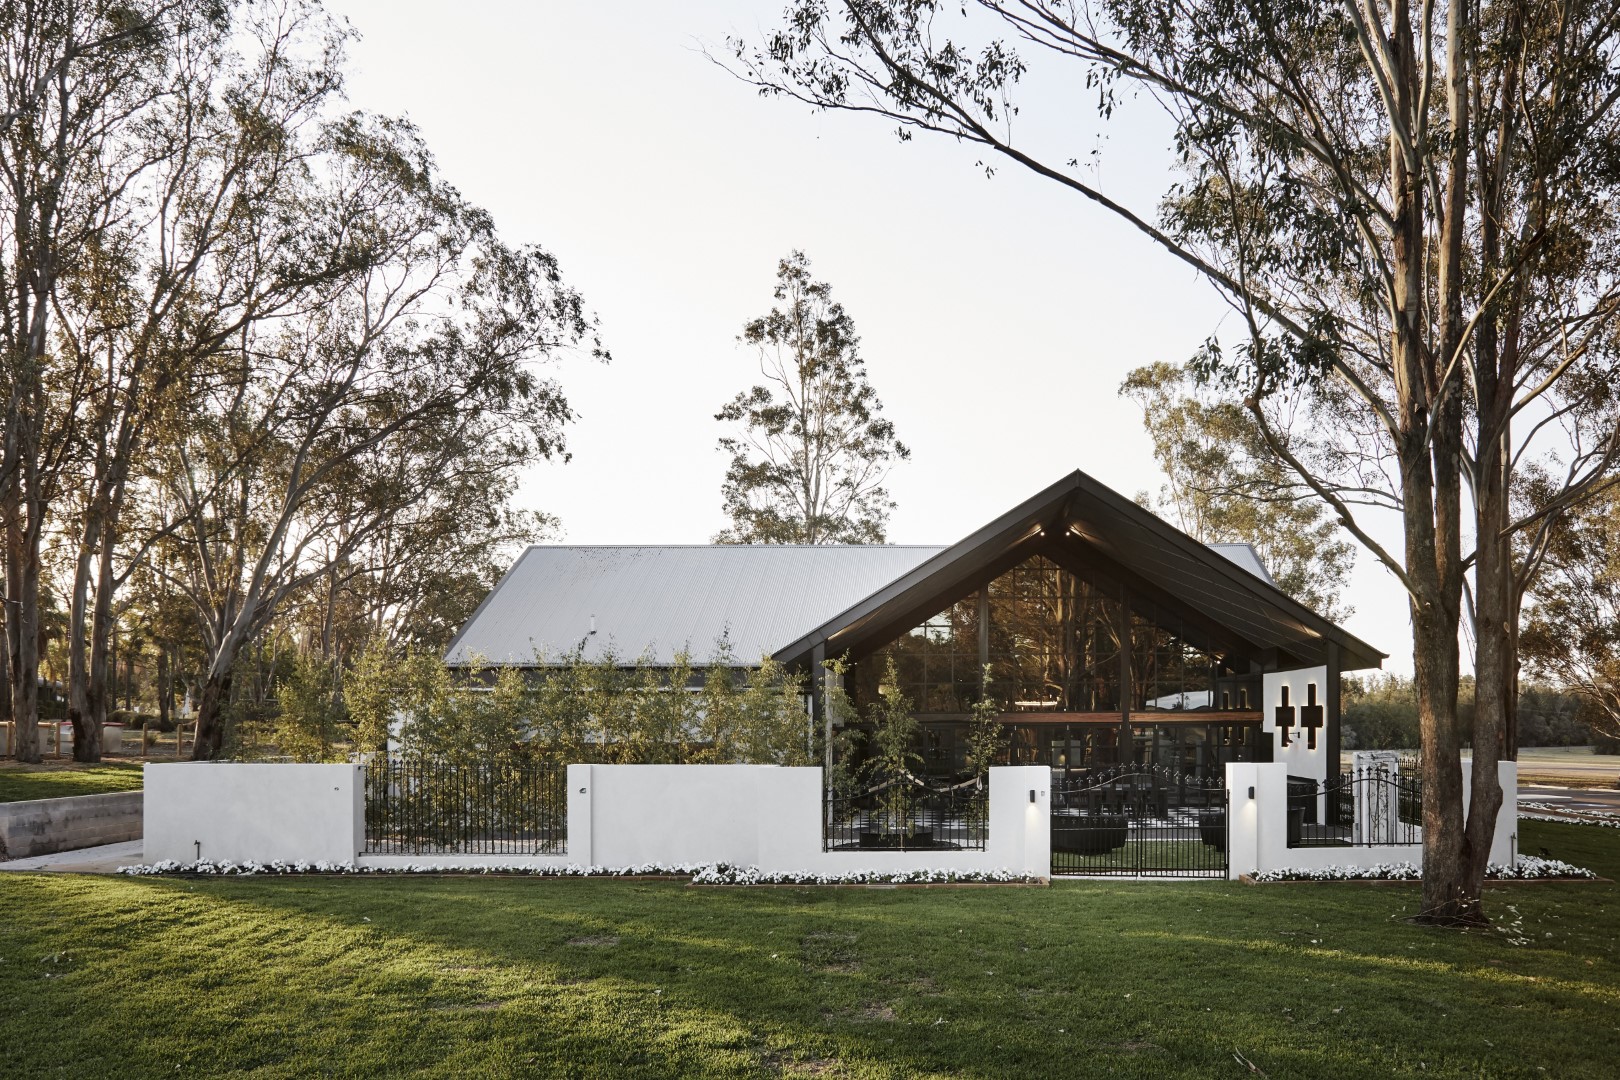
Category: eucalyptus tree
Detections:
[
  {"x1": 0, "y1": 0, "x2": 208, "y2": 761},
  {"x1": 714, "y1": 251, "x2": 909, "y2": 544},
  {"x1": 51, "y1": 1, "x2": 369, "y2": 760},
  {"x1": 149, "y1": 111, "x2": 600, "y2": 760},
  {"x1": 1520, "y1": 488, "x2": 1620, "y2": 743},
  {"x1": 726, "y1": 1, "x2": 1620, "y2": 923},
  {"x1": 1122, "y1": 362, "x2": 1355, "y2": 621}
]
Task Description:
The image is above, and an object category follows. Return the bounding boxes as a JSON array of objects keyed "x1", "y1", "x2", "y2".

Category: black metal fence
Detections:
[
  {"x1": 1049, "y1": 765, "x2": 1228, "y2": 877},
  {"x1": 364, "y1": 757, "x2": 568, "y2": 855},
  {"x1": 823, "y1": 777, "x2": 988, "y2": 851},
  {"x1": 1289, "y1": 766, "x2": 1422, "y2": 848}
]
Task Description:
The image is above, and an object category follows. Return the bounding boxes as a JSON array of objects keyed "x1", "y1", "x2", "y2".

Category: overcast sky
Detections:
[{"x1": 324, "y1": 1, "x2": 1416, "y2": 675}]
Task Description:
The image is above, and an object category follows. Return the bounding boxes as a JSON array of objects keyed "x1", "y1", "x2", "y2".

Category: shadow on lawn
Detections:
[{"x1": 90, "y1": 871, "x2": 1620, "y2": 1079}]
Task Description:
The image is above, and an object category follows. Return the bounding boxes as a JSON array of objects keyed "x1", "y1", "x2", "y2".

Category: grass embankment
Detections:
[
  {"x1": 0, "y1": 760, "x2": 144, "y2": 803},
  {"x1": 0, "y1": 818, "x2": 1612, "y2": 1079}
]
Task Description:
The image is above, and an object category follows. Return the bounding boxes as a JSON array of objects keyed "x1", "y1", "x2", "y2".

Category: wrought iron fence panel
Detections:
[
  {"x1": 1048, "y1": 766, "x2": 1228, "y2": 877},
  {"x1": 823, "y1": 775, "x2": 988, "y2": 852},
  {"x1": 1289, "y1": 766, "x2": 1422, "y2": 848},
  {"x1": 364, "y1": 757, "x2": 568, "y2": 855}
]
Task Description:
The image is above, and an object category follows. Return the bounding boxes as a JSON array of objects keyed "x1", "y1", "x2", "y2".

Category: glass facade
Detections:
[
  {"x1": 867, "y1": 554, "x2": 1232, "y2": 716},
  {"x1": 856, "y1": 553, "x2": 1265, "y2": 778}
]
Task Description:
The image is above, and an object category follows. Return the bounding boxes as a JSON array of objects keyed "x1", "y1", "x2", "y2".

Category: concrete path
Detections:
[{"x1": 0, "y1": 839, "x2": 142, "y2": 874}]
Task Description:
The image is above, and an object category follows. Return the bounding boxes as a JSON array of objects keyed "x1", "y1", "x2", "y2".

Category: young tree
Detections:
[
  {"x1": 727, "y1": 0, "x2": 1620, "y2": 925},
  {"x1": 1122, "y1": 362, "x2": 1355, "y2": 620},
  {"x1": 715, "y1": 251, "x2": 909, "y2": 544}
]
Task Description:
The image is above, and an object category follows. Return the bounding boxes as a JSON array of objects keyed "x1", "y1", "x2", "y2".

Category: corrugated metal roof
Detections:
[
  {"x1": 1208, "y1": 543, "x2": 1276, "y2": 586},
  {"x1": 444, "y1": 545, "x2": 946, "y2": 667}
]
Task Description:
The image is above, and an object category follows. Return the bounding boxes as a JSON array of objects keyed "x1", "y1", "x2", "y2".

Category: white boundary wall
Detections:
[
  {"x1": 1225, "y1": 760, "x2": 1517, "y2": 879},
  {"x1": 144, "y1": 762, "x2": 365, "y2": 865},
  {"x1": 143, "y1": 762, "x2": 1052, "y2": 878}
]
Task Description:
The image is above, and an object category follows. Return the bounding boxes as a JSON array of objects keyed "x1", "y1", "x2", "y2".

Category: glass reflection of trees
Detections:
[{"x1": 869, "y1": 555, "x2": 1224, "y2": 715}]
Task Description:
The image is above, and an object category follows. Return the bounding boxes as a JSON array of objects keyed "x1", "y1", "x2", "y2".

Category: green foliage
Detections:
[
  {"x1": 1121, "y1": 361, "x2": 1355, "y2": 620},
  {"x1": 866, "y1": 657, "x2": 922, "y2": 837},
  {"x1": 1522, "y1": 487, "x2": 1620, "y2": 742},
  {"x1": 271, "y1": 652, "x2": 342, "y2": 763},
  {"x1": 362, "y1": 638, "x2": 812, "y2": 768},
  {"x1": 714, "y1": 251, "x2": 909, "y2": 544},
  {"x1": 1340, "y1": 674, "x2": 1422, "y2": 751},
  {"x1": 962, "y1": 664, "x2": 1006, "y2": 777},
  {"x1": 344, "y1": 638, "x2": 396, "y2": 753}
]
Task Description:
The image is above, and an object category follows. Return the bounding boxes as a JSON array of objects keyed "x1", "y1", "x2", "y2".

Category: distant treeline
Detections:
[{"x1": 1342, "y1": 674, "x2": 1601, "y2": 752}]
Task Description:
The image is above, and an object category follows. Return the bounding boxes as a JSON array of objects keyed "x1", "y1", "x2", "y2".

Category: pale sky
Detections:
[{"x1": 325, "y1": 1, "x2": 1415, "y2": 674}]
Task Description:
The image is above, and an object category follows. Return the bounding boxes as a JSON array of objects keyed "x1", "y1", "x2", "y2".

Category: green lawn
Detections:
[
  {"x1": 0, "y1": 818, "x2": 1614, "y2": 1078},
  {"x1": 0, "y1": 760, "x2": 144, "y2": 802}
]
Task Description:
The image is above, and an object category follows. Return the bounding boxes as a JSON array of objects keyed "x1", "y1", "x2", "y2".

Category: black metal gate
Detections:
[{"x1": 1050, "y1": 766, "x2": 1228, "y2": 877}]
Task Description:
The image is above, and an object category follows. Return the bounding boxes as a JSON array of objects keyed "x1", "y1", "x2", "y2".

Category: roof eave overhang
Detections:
[{"x1": 772, "y1": 470, "x2": 1386, "y2": 673}]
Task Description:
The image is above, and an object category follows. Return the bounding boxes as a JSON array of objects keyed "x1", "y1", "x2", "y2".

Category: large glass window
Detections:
[{"x1": 864, "y1": 554, "x2": 1236, "y2": 717}]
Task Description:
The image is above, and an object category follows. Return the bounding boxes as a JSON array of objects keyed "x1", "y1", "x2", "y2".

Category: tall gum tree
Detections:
[
  {"x1": 714, "y1": 251, "x2": 909, "y2": 544},
  {"x1": 0, "y1": 1, "x2": 201, "y2": 762},
  {"x1": 724, "y1": 0, "x2": 1620, "y2": 923},
  {"x1": 151, "y1": 111, "x2": 601, "y2": 759},
  {"x1": 54, "y1": 1, "x2": 358, "y2": 761}
]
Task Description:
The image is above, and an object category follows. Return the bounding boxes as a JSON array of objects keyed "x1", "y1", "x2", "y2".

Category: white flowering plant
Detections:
[
  {"x1": 1250, "y1": 854, "x2": 1595, "y2": 883},
  {"x1": 118, "y1": 860, "x2": 1042, "y2": 885},
  {"x1": 1519, "y1": 803, "x2": 1620, "y2": 829}
]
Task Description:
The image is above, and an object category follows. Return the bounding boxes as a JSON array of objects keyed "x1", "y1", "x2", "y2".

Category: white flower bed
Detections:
[
  {"x1": 118, "y1": 859, "x2": 1040, "y2": 885},
  {"x1": 1520, "y1": 803, "x2": 1620, "y2": 829},
  {"x1": 1250, "y1": 854, "x2": 1595, "y2": 883},
  {"x1": 689, "y1": 865, "x2": 1037, "y2": 886},
  {"x1": 118, "y1": 860, "x2": 708, "y2": 878}
]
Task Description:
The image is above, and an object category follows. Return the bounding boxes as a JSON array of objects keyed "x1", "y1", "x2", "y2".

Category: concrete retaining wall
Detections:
[{"x1": 0, "y1": 791, "x2": 143, "y2": 860}]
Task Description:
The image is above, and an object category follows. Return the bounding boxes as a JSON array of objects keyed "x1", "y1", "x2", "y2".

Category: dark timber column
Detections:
[
  {"x1": 977, "y1": 588, "x2": 990, "y2": 672},
  {"x1": 812, "y1": 641, "x2": 829, "y2": 771},
  {"x1": 1119, "y1": 591, "x2": 1133, "y2": 766}
]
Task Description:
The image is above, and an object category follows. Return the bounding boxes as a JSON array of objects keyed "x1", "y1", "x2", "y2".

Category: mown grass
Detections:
[
  {"x1": 0, "y1": 818, "x2": 1613, "y2": 1078},
  {"x1": 0, "y1": 760, "x2": 144, "y2": 802}
]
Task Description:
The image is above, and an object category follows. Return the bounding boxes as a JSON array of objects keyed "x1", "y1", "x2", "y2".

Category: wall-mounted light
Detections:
[
  {"x1": 1030, "y1": 789, "x2": 1038, "y2": 803},
  {"x1": 1247, "y1": 786, "x2": 1255, "y2": 801}
]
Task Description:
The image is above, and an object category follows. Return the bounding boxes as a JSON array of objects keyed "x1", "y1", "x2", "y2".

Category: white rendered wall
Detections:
[
  {"x1": 575, "y1": 764, "x2": 1049, "y2": 877},
  {"x1": 1225, "y1": 760, "x2": 1518, "y2": 878},
  {"x1": 144, "y1": 762, "x2": 364, "y2": 865},
  {"x1": 746, "y1": 765, "x2": 1050, "y2": 877},
  {"x1": 145, "y1": 761, "x2": 1051, "y2": 876}
]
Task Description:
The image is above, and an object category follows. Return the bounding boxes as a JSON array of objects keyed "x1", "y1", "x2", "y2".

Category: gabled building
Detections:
[{"x1": 448, "y1": 471, "x2": 1383, "y2": 785}]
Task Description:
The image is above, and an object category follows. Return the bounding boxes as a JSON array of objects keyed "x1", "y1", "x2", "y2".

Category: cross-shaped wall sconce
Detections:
[
  {"x1": 1275, "y1": 684, "x2": 1297, "y2": 748},
  {"x1": 1300, "y1": 683, "x2": 1325, "y2": 750}
]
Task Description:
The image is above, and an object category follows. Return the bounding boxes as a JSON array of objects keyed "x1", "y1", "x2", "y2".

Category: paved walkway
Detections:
[{"x1": 0, "y1": 839, "x2": 141, "y2": 874}]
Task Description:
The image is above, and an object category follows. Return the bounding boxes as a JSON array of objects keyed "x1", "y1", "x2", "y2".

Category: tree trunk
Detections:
[
  {"x1": 7, "y1": 518, "x2": 42, "y2": 764},
  {"x1": 157, "y1": 645, "x2": 172, "y2": 729},
  {"x1": 191, "y1": 671, "x2": 232, "y2": 760},
  {"x1": 1466, "y1": 422, "x2": 1510, "y2": 895}
]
